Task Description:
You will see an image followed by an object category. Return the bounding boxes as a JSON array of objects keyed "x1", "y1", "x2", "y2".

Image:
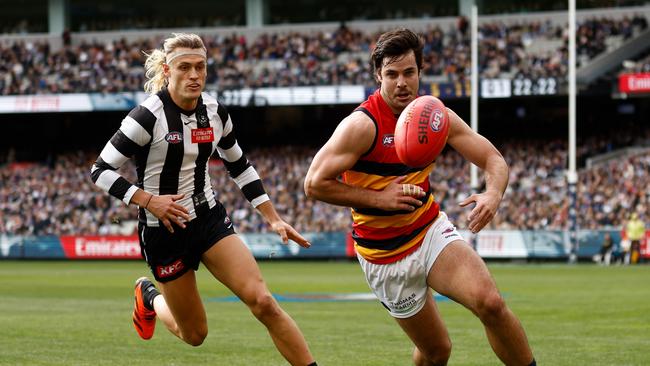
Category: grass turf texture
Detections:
[{"x1": 0, "y1": 260, "x2": 648, "y2": 365}]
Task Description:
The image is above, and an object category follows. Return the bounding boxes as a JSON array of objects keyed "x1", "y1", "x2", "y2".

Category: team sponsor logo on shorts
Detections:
[
  {"x1": 165, "y1": 131, "x2": 183, "y2": 144},
  {"x1": 382, "y1": 134, "x2": 394, "y2": 147},
  {"x1": 156, "y1": 259, "x2": 185, "y2": 278},
  {"x1": 388, "y1": 292, "x2": 417, "y2": 314},
  {"x1": 443, "y1": 226, "x2": 459, "y2": 239}
]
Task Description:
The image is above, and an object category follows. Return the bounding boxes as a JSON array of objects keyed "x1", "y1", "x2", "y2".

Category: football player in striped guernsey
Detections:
[
  {"x1": 305, "y1": 28, "x2": 535, "y2": 366},
  {"x1": 91, "y1": 33, "x2": 317, "y2": 366}
]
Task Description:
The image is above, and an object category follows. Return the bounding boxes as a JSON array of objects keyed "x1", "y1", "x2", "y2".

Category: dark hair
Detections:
[{"x1": 370, "y1": 28, "x2": 424, "y2": 82}]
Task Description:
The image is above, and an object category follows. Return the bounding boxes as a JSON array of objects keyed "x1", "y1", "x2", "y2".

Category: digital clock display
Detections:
[
  {"x1": 512, "y1": 78, "x2": 558, "y2": 96},
  {"x1": 481, "y1": 78, "x2": 559, "y2": 98}
]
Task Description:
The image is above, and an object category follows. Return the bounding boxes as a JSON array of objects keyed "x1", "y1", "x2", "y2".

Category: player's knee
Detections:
[
  {"x1": 182, "y1": 325, "x2": 208, "y2": 346},
  {"x1": 249, "y1": 291, "x2": 281, "y2": 321},
  {"x1": 475, "y1": 291, "x2": 507, "y2": 324},
  {"x1": 429, "y1": 343, "x2": 452, "y2": 366},
  {"x1": 417, "y1": 340, "x2": 452, "y2": 366}
]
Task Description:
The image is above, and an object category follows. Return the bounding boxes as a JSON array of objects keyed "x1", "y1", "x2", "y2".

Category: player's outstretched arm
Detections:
[
  {"x1": 446, "y1": 108, "x2": 508, "y2": 233},
  {"x1": 256, "y1": 200, "x2": 311, "y2": 248}
]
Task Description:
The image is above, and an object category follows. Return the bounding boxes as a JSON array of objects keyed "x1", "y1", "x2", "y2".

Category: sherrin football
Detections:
[{"x1": 394, "y1": 95, "x2": 449, "y2": 168}]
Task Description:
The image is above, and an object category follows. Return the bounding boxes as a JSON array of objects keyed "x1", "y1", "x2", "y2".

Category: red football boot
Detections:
[{"x1": 132, "y1": 277, "x2": 157, "y2": 340}]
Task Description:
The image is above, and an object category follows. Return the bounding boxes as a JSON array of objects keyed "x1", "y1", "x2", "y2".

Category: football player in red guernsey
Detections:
[{"x1": 305, "y1": 28, "x2": 535, "y2": 366}]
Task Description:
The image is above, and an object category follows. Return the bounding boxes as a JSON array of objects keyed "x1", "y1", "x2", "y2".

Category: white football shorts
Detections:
[{"x1": 357, "y1": 211, "x2": 464, "y2": 318}]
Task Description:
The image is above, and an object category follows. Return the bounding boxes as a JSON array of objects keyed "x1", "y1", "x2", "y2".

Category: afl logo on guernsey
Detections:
[
  {"x1": 382, "y1": 134, "x2": 395, "y2": 147},
  {"x1": 165, "y1": 131, "x2": 183, "y2": 144}
]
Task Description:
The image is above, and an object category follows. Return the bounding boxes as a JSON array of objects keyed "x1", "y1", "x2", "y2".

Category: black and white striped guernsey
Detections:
[{"x1": 91, "y1": 88, "x2": 269, "y2": 227}]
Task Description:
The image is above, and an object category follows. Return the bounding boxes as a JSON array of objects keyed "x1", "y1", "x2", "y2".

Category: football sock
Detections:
[
  {"x1": 143, "y1": 283, "x2": 160, "y2": 311},
  {"x1": 307, "y1": 362, "x2": 318, "y2": 366},
  {"x1": 528, "y1": 359, "x2": 536, "y2": 366}
]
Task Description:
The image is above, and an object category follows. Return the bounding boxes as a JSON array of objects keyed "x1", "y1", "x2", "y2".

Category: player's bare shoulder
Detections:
[{"x1": 329, "y1": 110, "x2": 376, "y2": 156}]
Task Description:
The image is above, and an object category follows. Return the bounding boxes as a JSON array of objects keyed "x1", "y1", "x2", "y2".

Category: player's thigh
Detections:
[
  {"x1": 427, "y1": 240, "x2": 499, "y2": 309},
  {"x1": 158, "y1": 270, "x2": 207, "y2": 328},
  {"x1": 201, "y1": 234, "x2": 268, "y2": 303},
  {"x1": 395, "y1": 289, "x2": 450, "y2": 351}
]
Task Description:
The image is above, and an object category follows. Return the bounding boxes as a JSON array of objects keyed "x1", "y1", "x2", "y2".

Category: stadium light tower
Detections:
[{"x1": 568, "y1": 0, "x2": 579, "y2": 264}]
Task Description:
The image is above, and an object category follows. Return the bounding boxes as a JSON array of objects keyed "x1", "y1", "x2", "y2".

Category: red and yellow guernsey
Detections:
[{"x1": 343, "y1": 89, "x2": 440, "y2": 264}]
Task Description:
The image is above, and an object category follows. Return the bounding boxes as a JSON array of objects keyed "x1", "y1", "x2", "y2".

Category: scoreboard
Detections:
[
  {"x1": 420, "y1": 77, "x2": 562, "y2": 99},
  {"x1": 481, "y1": 77, "x2": 560, "y2": 98}
]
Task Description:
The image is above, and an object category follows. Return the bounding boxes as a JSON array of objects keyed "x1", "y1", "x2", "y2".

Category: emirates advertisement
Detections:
[
  {"x1": 618, "y1": 73, "x2": 650, "y2": 94},
  {"x1": 60, "y1": 235, "x2": 141, "y2": 259}
]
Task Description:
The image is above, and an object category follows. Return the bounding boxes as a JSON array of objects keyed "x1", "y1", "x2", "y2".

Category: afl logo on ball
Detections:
[
  {"x1": 165, "y1": 131, "x2": 183, "y2": 144},
  {"x1": 430, "y1": 109, "x2": 444, "y2": 132}
]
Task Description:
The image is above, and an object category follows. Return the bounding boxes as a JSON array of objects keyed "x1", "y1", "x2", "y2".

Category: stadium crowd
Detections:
[
  {"x1": 1, "y1": 15, "x2": 647, "y2": 95},
  {"x1": 1, "y1": 12, "x2": 648, "y2": 236},
  {"x1": 0, "y1": 19, "x2": 45, "y2": 34},
  {"x1": 1, "y1": 131, "x2": 648, "y2": 236},
  {"x1": 0, "y1": 5, "x2": 470, "y2": 34},
  {"x1": 622, "y1": 53, "x2": 650, "y2": 74}
]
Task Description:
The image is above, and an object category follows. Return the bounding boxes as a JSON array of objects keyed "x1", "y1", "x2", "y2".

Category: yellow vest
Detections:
[{"x1": 626, "y1": 219, "x2": 646, "y2": 241}]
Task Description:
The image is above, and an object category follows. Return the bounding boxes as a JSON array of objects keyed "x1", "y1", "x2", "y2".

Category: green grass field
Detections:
[{"x1": 0, "y1": 260, "x2": 648, "y2": 365}]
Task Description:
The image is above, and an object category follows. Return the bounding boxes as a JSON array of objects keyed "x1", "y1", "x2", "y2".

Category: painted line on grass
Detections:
[{"x1": 207, "y1": 293, "x2": 450, "y2": 303}]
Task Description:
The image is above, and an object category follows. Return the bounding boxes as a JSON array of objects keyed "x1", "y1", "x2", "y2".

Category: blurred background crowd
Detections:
[
  {"x1": 1, "y1": 2, "x2": 649, "y2": 238},
  {"x1": 1, "y1": 128, "x2": 648, "y2": 236},
  {"x1": 1, "y1": 15, "x2": 647, "y2": 95}
]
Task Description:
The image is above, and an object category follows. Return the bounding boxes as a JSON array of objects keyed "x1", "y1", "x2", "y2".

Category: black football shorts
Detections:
[{"x1": 138, "y1": 201, "x2": 236, "y2": 283}]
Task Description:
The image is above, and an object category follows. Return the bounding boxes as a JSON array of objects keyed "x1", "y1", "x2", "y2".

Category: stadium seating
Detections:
[
  {"x1": 1, "y1": 14, "x2": 647, "y2": 95},
  {"x1": 1, "y1": 131, "x2": 648, "y2": 235},
  {"x1": 1, "y1": 7, "x2": 649, "y2": 236}
]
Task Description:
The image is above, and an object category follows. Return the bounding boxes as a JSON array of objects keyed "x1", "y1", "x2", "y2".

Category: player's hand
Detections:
[
  {"x1": 459, "y1": 190, "x2": 502, "y2": 233},
  {"x1": 378, "y1": 176, "x2": 426, "y2": 211},
  {"x1": 269, "y1": 219, "x2": 311, "y2": 248},
  {"x1": 146, "y1": 194, "x2": 190, "y2": 233}
]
